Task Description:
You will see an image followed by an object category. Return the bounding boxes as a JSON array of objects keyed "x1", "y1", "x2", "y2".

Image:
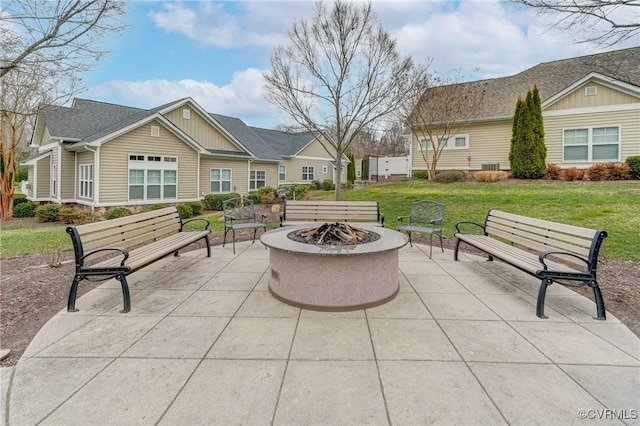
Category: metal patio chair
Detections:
[
  {"x1": 397, "y1": 200, "x2": 445, "y2": 258},
  {"x1": 222, "y1": 197, "x2": 267, "y2": 254}
]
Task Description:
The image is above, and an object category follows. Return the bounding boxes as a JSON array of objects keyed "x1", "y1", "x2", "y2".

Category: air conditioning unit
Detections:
[{"x1": 481, "y1": 163, "x2": 500, "y2": 171}]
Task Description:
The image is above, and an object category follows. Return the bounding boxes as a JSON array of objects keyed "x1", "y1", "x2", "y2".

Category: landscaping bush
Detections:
[
  {"x1": 310, "y1": 180, "x2": 322, "y2": 190},
  {"x1": 35, "y1": 204, "x2": 61, "y2": 222},
  {"x1": 545, "y1": 164, "x2": 562, "y2": 180},
  {"x1": 323, "y1": 179, "x2": 335, "y2": 191},
  {"x1": 247, "y1": 191, "x2": 261, "y2": 204},
  {"x1": 559, "y1": 167, "x2": 583, "y2": 181},
  {"x1": 606, "y1": 162, "x2": 631, "y2": 180},
  {"x1": 434, "y1": 170, "x2": 466, "y2": 183},
  {"x1": 625, "y1": 155, "x2": 640, "y2": 180},
  {"x1": 13, "y1": 194, "x2": 28, "y2": 207},
  {"x1": 413, "y1": 170, "x2": 429, "y2": 180},
  {"x1": 260, "y1": 192, "x2": 276, "y2": 204},
  {"x1": 147, "y1": 203, "x2": 170, "y2": 211},
  {"x1": 293, "y1": 184, "x2": 309, "y2": 200},
  {"x1": 177, "y1": 204, "x2": 193, "y2": 219},
  {"x1": 59, "y1": 207, "x2": 88, "y2": 225},
  {"x1": 586, "y1": 163, "x2": 609, "y2": 181},
  {"x1": 105, "y1": 207, "x2": 132, "y2": 220},
  {"x1": 13, "y1": 202, "x2": 37, "y2": 218},
  {"x1": 474, "y1": 171, "x2": 509, "y2": 182},
  {"x1": 203, "y1": 193, "x2": 240, "y2": 210},
  {"x1": 188, "y1": 201, "x2": 203, "y2": 216}
]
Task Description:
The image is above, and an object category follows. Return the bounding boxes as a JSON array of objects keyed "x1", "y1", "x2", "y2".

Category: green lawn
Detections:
[
  {"x1": 309, "y1": 180, "x2": 640, "y2": 262},
  {"x1": 2, "y1": 181, "x2": 638, "y2": 261}
]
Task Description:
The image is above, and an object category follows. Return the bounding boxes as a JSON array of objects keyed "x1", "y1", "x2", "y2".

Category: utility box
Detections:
[{"x1": 481, "y1": 163, "x2": 500, "y2": 171}]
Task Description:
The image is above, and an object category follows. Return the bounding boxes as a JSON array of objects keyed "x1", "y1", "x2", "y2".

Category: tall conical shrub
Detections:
[{"x1": 509, "y1": 86, "x2": 547, "y2": 178}]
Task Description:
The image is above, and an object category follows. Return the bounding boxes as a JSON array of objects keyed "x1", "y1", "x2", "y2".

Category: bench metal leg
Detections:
[
  {"x1": 67, "y1": 274, "x2": 82, "y2": 312},
  {"x1": 536, "y1": 278, "x2": 552, "y2": 319},
  {"x1": 591, "y1": 281, "x2": 607, "y2": 320},
  {"x1": 205, "y1": 235, "x2": 211, "y2": 257},
  {"x1": 116, "y1": 273, "x2": 131, "y2": 313},
  {"x1": 454, "y1": 239, "x2": 461, "y2": 261}
]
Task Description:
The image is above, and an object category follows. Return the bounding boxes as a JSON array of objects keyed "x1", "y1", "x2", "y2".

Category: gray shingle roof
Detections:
[
  {"x1": 416, "y1": 46, "x2": 640, "y2": 122},
  {"x1": 210, "y1": 114, "x2": 281, "y2": 161},
  {"x1": 249, "y1": 127, "x2": 320, "y2": 157}
]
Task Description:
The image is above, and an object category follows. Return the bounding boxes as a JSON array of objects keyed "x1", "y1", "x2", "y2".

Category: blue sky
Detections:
[{"x1": 82, "y1": 1, "x2": 637, "y2": 129}]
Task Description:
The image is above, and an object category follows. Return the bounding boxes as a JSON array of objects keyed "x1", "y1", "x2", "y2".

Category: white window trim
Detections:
[
  {"x1": 151, "y1": 125, "x2": 160, "y2": 137},
  {"x1": 322, "y1": 165, "x2": 328, "y2": 174},
  {"x1": 128, "y1": 154, "x2": 179, "y2": 202},
  {"x1": 183, "y1": 108, "x2": 191, "y2": 119},
  {"x1": 420, "y1": 134, "x2": 469, "y2": 150},
  {"x1": 79, "y1": 164, "x2": 93, "y2": 199},
  {"x1": 278, "y1": 164, "x2": 286, "y2": 182},
  {"x1": 302, "y1": 165, "x2": 315, "y2": 181},
  {"x1": 210, "y1": 168, "x2": 232, "y2": 194},
  {"x1": 51, "y1": 164, "x2": 58, "y2": 197},
  {"x1": 562, "y1": 126, "x2": 621, "y2": 163},
  {"x1": 250, "y1": 170, "x2": 266, "y2": 190}
]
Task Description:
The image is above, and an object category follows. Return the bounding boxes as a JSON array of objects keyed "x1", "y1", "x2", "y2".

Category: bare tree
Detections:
[
  {"x1": 409, "y1": 74, "x2": 486, "y2": 180},
  {"x1": 512, "y1": 0, "x2": 640, "y2": 46},
  {"x1": 0, "y1": 0, "x2": 127, "y2": 220},
  {"x1": 263, "y1": 0, "x2": 430, "y2": 200}
]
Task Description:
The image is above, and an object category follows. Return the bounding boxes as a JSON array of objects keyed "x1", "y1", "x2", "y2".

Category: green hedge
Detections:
[
  {"x1": 626, "y1": 156, "x2": 640, "y2": 180},
  {"x1": 105, "y1": 207, "x2": 132, "y2": 220},
  {"x1": 13, "y1": 202, "x2": 37, "y2": 218},
  {"x1": 203, "y1": 193, "x2": 240, "y2": 210}
]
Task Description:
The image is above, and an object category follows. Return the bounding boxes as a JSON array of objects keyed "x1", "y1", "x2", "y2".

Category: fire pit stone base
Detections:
[{"x1": 260, "y1": 224, "x2": 408, "y2": 311}]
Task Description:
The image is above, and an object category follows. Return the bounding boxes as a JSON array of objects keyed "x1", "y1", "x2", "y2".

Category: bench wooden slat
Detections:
[
  {"x1": 454, "y1": 209, "x2": 607, "y2": 320},
  {"x1": 281, "y1": 200, "x2": 383, "y2": 226},
  {"x1": 67, "y1": 206, "x2": 211, "y2": 313}
]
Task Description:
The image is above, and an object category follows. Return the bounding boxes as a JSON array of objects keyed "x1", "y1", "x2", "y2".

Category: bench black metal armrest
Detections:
[
  {"x1": 180, "y1": 217, "x2": 210, "y2": 231},
  {"x1": 454, "y1": 221, "x2": 486, "y2": 234},
  {"x1": 380, "y1": 213, "x2": 385, "y2": 226},
  {"x1": 538, "y1": 250, "x2": 591, "y2": 272},
  {"x1": 80, "y1": 247, "x2": 129, "y2": 268}
]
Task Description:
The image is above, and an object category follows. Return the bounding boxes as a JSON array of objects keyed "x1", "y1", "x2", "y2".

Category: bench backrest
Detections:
[
  {"x1": 67, "y1": 206, "x2": 182, "y2": 257},
  {"x1": 484, "y1": 209, "x2": 607, "y2": 268},
  {"x1": 283, "y1": 200, "x2": 381, "y2": 223},
  {"x1": 223, "y1": 197, "x2": 257, "y2": 222}
]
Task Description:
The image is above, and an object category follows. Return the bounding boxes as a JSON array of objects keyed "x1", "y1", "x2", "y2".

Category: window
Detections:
[
  {"x1": 52, "y1": 164, "x2": 58, "y2": 196},
  {"x1": 563, "y1": 127, "x2": 619, "y2": 162},
  {"x1": 322, "y1": 165, "x2": 328, "y2": 174},
  {"x1": 128, "y1": 154, "x2": 178, "y2": 201},
  {"x1": 183, "y1": 109, "x2": 191, "y2": 119},
  {"x1": 79, "y1": 164, "x2": 93, "y2": 198},
  {"x1": 302, "y1": 166, "x2": 314, "y2": 181},
  {"x1": 151, "y1": 126, "x2": 160, "y2": 137},
  {"x1": 279, "y1": 164, "x2": 286, "y2": 181},
  {"x1": 210, "y1": 168, "x2": 232, "y2": 193},
  {"x1": 420, "y1": 134, "x2": 468, "y2": 150},
  {"x1": 585, "y1": 86, "x2": 597, "y2": 96},
  {"x1": 250, "y1": 170, "x2": 266, "y2": 190}
]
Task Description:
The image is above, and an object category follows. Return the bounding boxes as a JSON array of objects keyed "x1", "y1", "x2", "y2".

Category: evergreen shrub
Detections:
[
  {"x1": 59, "y1": 207, "x2": 88, "y2": 225},
  {"x1": 434, "y1": 170, "x2": 466, "y2": 183},
  {"x1": 177, "y1": 204, "x2": 193, "y2": 219},
  {"x1": 323, "y1": 179, "x2": 335, "y2": 190},
  {"x1": 13, "y1": 194, "x2": 28, "y2": 207},
  {"x1": 35, "y1": 204, "x2": 61, "y2": 222},
  {"x1": 105, "y1": 207, "x2": 132, "y2": 220},
  {"x1": 203, "y1": 193, "x2": 240, "y2": 210},
  {"x1": 413, "y1": 170, "x2": 429, "y2": 180},
  {"x1": 625, "y1": 156, "x2": 640, "y2": 179},
  {"x1": 13, "y1": 202, "x2": 37, "y2": 218},
  {"x1": 188, "y1": 202, "x2": 203, "y2": 216}
]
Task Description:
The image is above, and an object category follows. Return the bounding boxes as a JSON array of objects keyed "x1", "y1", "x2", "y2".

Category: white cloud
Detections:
[{"x1": 86, "y1": 68, "x2": 282, "y2": 127}]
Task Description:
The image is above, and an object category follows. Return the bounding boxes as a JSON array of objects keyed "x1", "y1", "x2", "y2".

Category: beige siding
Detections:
[
  {"x1": 297, "y1": 137, "x2": 335, "y2": 158},
  {"x1": 50, "y1": 148, "x2": 59, "y2": 199},
  {"x1": 544, "y1": 108, "x2": 640, "y2": 166},
  {"x1": 200, "y1": 157, "x2": 249, "y2": 195},
  {"x1": 164, "y1": 103, "x2": 243, "y2": 153},
  {"x1": 37, "y1": 157, "x2": 50, "y2": 199},
  {"x1": 98, "y1": 121, "x2": 199, "y2": 205},
  {"x1": 76, "y1": 150, "x2": 95, "y2": 200},
  {"x1": 60, "y1": 146, "x2": 75, "y2": 200},
  {"x1": 285, "y1": 157, "x2": 333, "y2": 183},
  {"x1": 547, "y1": 82, "x2": 639, "y2": 111},
  {"x1": 250, "y1": 162, "x2": 279, "y2": 189},
  {"x1": 412, "y1": 121, "x2": 512, "y2": 171}
]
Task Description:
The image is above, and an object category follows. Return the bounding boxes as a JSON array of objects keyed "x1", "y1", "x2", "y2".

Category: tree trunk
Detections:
[{"x1": 334, "y1": 148, "x2": 343, "y2": 201}]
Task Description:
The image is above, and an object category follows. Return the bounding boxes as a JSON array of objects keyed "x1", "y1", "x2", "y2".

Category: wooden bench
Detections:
[
  {"x1": 454, "y1": 209, "x2": 608, "y2": 319},
  {"x1": 280, "y1": 200, "x2": 384, "y2": 227},
  {"x1": 66, "y1": 206, "x2": 211, "y2": 313}
]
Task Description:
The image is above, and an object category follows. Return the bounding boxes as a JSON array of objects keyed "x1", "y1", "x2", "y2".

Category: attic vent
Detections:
[
  {"x1": 585, "y1": 86, "x2": 597, "y2": 96},
  {"x1": 183, "y1": 109, "x2": 191, "y2": 119},
  {"x1": 151, "y1": 125, "x2": 160, "y2": 137}
]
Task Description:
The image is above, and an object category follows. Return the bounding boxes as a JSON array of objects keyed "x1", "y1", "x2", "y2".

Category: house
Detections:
[
  {"x1": 23, "y1": 97, "x2": 347, "y2": 213},
  {"x1": 410, "y1": 47, "x2": 640, "y2": 173}
]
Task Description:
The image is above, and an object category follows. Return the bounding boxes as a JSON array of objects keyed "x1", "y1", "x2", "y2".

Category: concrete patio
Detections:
[{"x1": 2, "y1": 241, "x2": 639, "y2": 425}]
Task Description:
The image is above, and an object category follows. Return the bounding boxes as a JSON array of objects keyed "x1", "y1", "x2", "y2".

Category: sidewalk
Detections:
[{"x1": 3, "y1": 241, "x2": 639, "y2": 425}]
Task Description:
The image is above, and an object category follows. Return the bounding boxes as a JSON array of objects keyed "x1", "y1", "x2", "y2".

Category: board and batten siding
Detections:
[
  {"x1": 164, "y1": 104, "x2": 243, "y2": 153},
  {"x1": 250, "y1": 162, "x2": 279, "y2": 189},
  {"x1": 546, "y1": 82, "x2": 639, "y2": 112},
  {"x1": 412, "y1": 120, "x2": 512, "y2": 171},
  {"x1": 297, "y1": 137, "x2": 335, "y2": 158},
  {"x1": 98, "y1": 121, "x2": 200, "y2": 205},
  {"x1": 544, "y1": 108, "x2": 640, "y2": 165},
  {"x1": 200, "y1": 157, "x2": 249, "y2": 195}
]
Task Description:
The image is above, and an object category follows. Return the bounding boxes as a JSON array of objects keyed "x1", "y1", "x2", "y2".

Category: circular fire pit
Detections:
[{"x1": 260, "y1": 224, "x2": 408, "y2": 311}]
